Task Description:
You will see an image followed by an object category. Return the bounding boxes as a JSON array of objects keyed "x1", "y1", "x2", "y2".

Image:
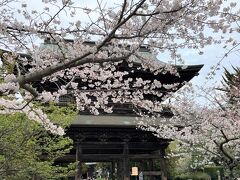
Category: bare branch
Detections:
[
  {"x1": 44, "y1": 4, "x2": 67, "y2": 30},
  {"x1": 117, "y1": 0, "x2": 127, "y2": 24}
]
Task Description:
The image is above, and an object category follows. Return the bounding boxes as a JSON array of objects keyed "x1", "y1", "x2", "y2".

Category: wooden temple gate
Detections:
[
  {"x1": 53, "y1": 63, "x2": 202, "y2": 179},
  {"x1": 62, "y1": 117, "x2": 170, "y2": 180}
]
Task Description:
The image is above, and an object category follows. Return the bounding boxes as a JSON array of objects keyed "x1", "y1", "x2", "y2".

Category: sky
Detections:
[{"x1": 168, "y1": 43, "x2": 240, "y2": 88}]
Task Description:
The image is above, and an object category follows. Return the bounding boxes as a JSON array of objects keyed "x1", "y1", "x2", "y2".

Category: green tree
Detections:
[
  {"x1": 222, "y1": 67, "x2": 240, "y2": 105},
  {"x1": 0, "y1": 104, "x2": 77, "y2": 180}
]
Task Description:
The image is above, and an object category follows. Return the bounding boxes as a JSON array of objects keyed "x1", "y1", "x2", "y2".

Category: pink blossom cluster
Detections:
[{"x1": 0, "y1": 0, "x2": 239, "y2": 136}]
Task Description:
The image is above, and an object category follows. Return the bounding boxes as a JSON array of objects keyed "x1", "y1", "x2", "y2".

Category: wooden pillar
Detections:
[
  {"x1": 148, "y1": 159, "x2": 154, "y2": 180},
  {"x1": 153, "y1": 150, "x2": 169, "y2": 180},
  {"x1": 117, "y1": 160, "x2": 123, "y2": 180},
  {"x1": 75, "y1": 143, "x2": 82, "y2": 180},
  {"x1": 112, "y1": 161, "x2": 116, "y2": 180},
  {"x1": 123, "y1": 142, "x2": 130, "y2": 180},
  {"x1": 159, "y1": 156, "x2": 169, "y2": 180}
]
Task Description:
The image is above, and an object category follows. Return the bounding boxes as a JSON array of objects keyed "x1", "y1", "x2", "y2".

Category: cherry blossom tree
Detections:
[
  {"x1": 0, "y1": 0, "x2": 240, "y2": 134},
  {"x1": 140, "y1": 68, "x2": 240, "y2": 178}
]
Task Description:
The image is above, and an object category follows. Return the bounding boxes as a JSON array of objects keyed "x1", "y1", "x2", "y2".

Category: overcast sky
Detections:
[{"x1": 168, "y1": 43, "x2": 240, "y2": 88}]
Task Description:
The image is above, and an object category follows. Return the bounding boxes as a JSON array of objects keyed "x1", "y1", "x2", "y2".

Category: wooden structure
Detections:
[{"x1": 64, "y1": 115, "x2": 171, "y2": 180}]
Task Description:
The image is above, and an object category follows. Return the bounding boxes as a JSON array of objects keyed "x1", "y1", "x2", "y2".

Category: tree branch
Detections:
[
  {"x1": 20, "y1": 83, "x2": 39, "y2": 97},
  {"x1": 117, "y1": 0, "x2": 127, "y2": 24},
  {"x1": 13, "y1": 53, "x2": 132, "y2": 85}
]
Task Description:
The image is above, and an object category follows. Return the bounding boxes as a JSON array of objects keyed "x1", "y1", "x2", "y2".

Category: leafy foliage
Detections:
[
  {"x1": 0, "y1": 105, "x2": 77, "y2": 179},
  {"x1": 174, "y1": 172, "x2": 210, "y2": 180}
]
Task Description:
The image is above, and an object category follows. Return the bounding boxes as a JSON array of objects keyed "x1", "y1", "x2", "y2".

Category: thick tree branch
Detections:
[
  {"x1": 213, "y1": 138, "x2": 234, "y2": 164},
  {"x1": 13, "y1": 53, "x2": 132, "y2": 85},
  {"x1": 97, "y1": 0, "x2": 147, "y2": 50},
  {"x1": 20, "y1": 83, "x2": 39, "y2": 97}
]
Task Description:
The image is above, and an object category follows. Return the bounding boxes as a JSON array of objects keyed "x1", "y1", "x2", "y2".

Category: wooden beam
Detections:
[
  {"x1": 73, "y1": 141, "x2": 166, "y2": 151},
  {"x1": 142, "y1": 171, "x2": 162, "y2": 176},
  {"x1": 57, "y1": 153, "x2": 163, "y2": 162}
]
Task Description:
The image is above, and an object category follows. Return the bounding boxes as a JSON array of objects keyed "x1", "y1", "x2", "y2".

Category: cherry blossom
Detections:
[{"x1": 0, "y1": 0, "x2": 239, "y2": 135}]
